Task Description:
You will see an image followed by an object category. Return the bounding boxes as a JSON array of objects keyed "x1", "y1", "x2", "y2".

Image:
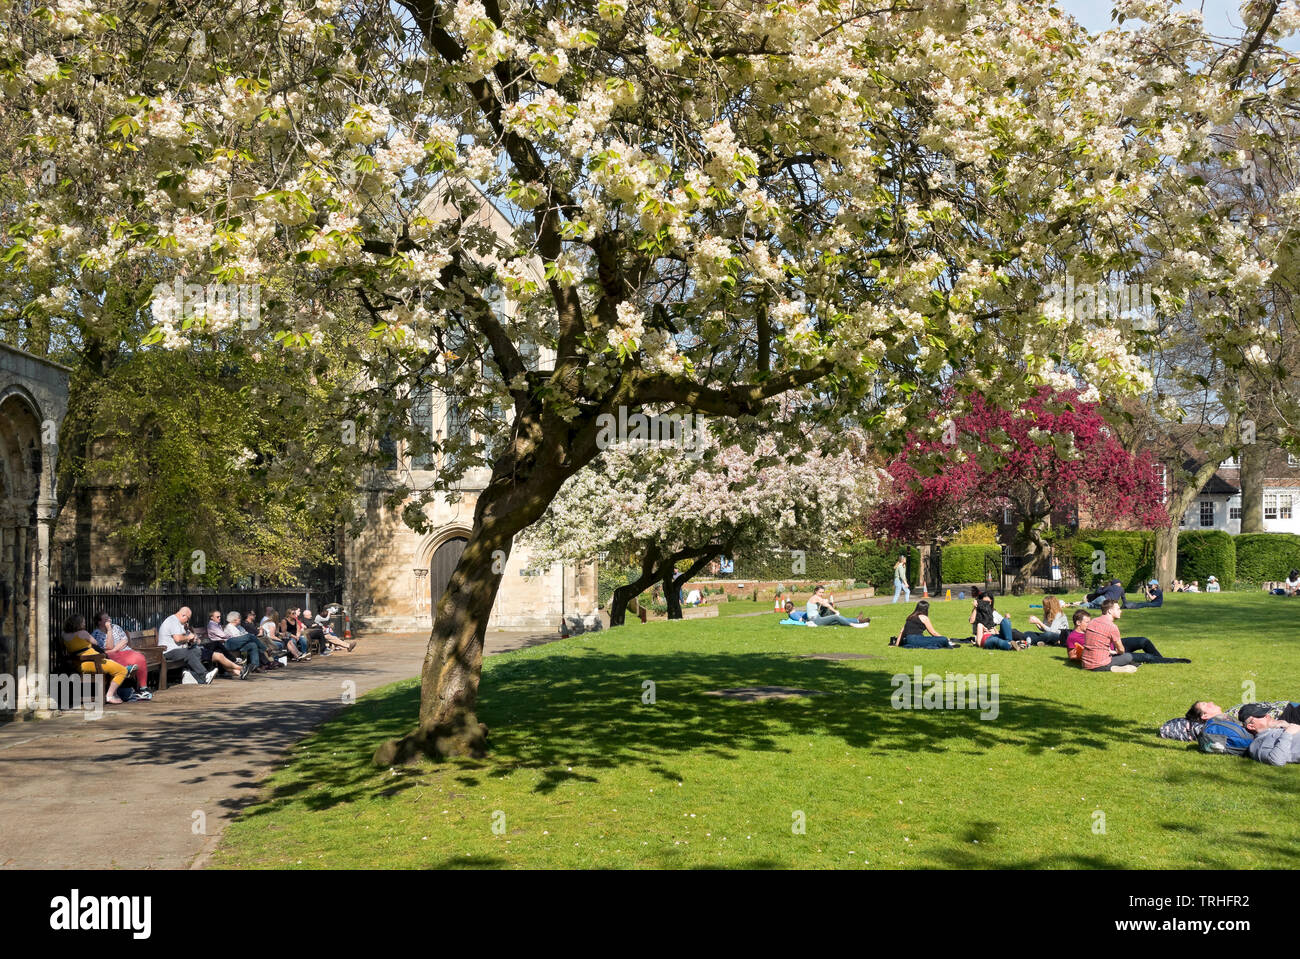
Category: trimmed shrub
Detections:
[
  {"x1": 1068, "y1": 530, "x2": 1155, "y2": 591},
  {"x1": 941, "y1": 544, "x2": 1001, "y2": 584},
  {"x1": 948, "y1": 523, "x2": 1000, "y2": 546},
  {"x1": 852, "y1": 542, "x2": 921, "y2": 589},
  {"x1": 1177, "y1": 530, "x2": 1236, "y2": 591},
  {"x1": 1234, "y1": 533, "x2": 1300, "y2": 588}
]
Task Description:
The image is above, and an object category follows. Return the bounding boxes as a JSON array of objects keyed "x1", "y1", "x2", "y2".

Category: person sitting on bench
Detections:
[
  {"x1": 158, "y1": 606, "x2": 223, "y2": 684},
  {"x1": 61, "y1": 615, "x2": 134, "y2": 704},
  {"x1": 308, "y1": 609, "x2": 355, "y2": 652},
  {"x1": 218, "y1": 610, "x2": 268, "y2": 672},
  {"x1": 91, "y1": 610, "x2": 152, "y2": 700}
]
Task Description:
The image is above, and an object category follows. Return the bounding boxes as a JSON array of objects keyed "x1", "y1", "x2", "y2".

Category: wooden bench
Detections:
[{"x1": 126, "y1": 629, "x2": 184, "y2": 691}]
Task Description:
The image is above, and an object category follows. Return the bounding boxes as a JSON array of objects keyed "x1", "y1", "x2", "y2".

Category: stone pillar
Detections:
[{"x1": 31, "y1": 497, "x2": 55, "y2": 717}]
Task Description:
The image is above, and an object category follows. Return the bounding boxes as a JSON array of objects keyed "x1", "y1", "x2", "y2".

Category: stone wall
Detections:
[{"x1": 344, "y1": 481, "x2": 597, "y2": 632}]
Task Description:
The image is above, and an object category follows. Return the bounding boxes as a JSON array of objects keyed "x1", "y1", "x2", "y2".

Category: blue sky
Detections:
[{"x1": 1059, "y1": 0, "x2": 1297, "y2": 47}]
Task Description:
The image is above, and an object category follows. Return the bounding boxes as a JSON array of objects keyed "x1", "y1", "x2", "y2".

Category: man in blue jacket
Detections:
[{"x1": 1125, "y1": 579, "x2": 1163, "y2": 609}]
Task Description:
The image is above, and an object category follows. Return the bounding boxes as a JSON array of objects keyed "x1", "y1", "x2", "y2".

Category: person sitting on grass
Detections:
[
  {"x1": 969, "y1": 590, "x2": 1026, "y2": 650},
  {"x1": 1186, "y1": 580, "x2": 1201, "y2": 592},
  {"x1": 1080, "y1": 600, "x2": 1139, "y2": 672},
  {"x1": 1065, "y1": 608, "x2": 1091, "y2": 657},
  {"x1": 61, "y1": 615, "x2": 134, "y2": 704},
  {"x1": 804, "y1": 585, "x2": 870, "y2": 628},
  {"x1": 1025, "y1": 595, "x2": 1069, "y2": 645},
  {"x1": 891, "y1": 600, "x2": 957, "y2": 648},
  {"x1": 1125, "y1": 580, "x2": 1164, "y2": 609},
  {"x1": 1286, "y1": 570, "x2": 1300, "y2": 596},
  {"x1": 90, "y1": 610, "x2": 152, "y2": 700},
  {"x1": 1206, "y1": 575, "x2": 1221, "y2": 593}
]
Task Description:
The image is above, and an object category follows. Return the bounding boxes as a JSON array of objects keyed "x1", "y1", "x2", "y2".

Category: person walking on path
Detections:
[{"x1": 892, "y1": 554, "x2": 911, "y2": 604}]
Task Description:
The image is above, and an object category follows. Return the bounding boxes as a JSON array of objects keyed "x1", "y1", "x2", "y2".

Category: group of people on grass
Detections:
[
  {"x1": 60, "y1": 604, "x2": 354, "y2": 704},
  {"x1": 884, "y1": 592, "x2": 1189, "y2": 669}
]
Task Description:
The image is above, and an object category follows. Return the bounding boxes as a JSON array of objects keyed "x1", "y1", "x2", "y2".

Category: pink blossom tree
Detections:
[{"x1": 874, "y1": 388, "x2": 1168, "y2": 590}]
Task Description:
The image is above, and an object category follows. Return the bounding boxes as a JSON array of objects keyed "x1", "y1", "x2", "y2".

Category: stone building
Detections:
[
  {"x1": 342, "y1": 181, "x2": 597, "y2": 632},
  {"x1": 0, "y1": 343, "x2": 69, "y2": 717}
]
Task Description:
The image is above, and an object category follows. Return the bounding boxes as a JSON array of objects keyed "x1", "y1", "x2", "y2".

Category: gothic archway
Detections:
[{"x1": 430, "y1": 536, "x2": 468, "y2": 623}]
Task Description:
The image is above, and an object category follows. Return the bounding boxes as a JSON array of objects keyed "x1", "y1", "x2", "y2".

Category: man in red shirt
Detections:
[{"x1": 1081, "y1": 599, "x2": 1138, "y2": 673}]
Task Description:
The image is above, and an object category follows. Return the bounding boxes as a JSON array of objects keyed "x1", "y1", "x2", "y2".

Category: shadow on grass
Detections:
[{"x1": 232, "y1": 649, "x2": 1186, "y2": 820}]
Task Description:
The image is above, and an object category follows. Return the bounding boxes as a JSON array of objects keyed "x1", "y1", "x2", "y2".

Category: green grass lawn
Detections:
[{"x1": 212, "y1": 592, "x2": 1300, "y2": 869}]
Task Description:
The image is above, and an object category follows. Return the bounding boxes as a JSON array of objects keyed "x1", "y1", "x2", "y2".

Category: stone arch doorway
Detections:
[
  {"x1": 0, "y1": 382, "x2": 56, "y2": 715},
  {"x1": 429, "y1": 536, "x2": 467, "y2": 621}
]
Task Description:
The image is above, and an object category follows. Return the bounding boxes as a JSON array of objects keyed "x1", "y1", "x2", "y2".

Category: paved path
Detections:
[{"x1": 0, "y1": 629, "x2": 559, "y2": 869}]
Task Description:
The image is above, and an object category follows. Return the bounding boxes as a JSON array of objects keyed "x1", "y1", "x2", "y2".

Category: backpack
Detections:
[{"x1": 1198, "y1": 717, "x2": 1253, "y2": 755}]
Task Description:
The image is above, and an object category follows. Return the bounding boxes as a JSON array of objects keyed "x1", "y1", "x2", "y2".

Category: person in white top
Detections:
[{"x1": 156, "y1": 607, "x2": 217, "y2": 684}]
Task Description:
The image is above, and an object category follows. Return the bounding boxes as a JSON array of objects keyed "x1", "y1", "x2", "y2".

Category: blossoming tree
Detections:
[
  {"x1": 873, "y1": 388, "x2": 1168, "y2": 591},
  {"x1": 522, "y1": 415, "x2": 875, "y2": 625},
  {"x1": 4, "y1": 0, "x2": 1296, "y2": 759}
]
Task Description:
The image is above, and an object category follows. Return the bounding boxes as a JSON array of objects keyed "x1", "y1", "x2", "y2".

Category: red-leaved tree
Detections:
[{"x1": 873, "y1": 388, "x2": 1168, "y2": 590}]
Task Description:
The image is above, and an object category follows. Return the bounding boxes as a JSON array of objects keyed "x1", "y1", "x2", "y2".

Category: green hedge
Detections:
[
  {"x1": 1177, "y1": 530, "x2": 1236, "y2": 590},
  {"x1": 1234, "y1": 533, "x2": 1300, "y2": 587},
  {"x1": 852, "y1": 542, "x2": 921, "y2": 589},
  {"x1": 1067, "y1": 531, "x2": 1155, "y2": 591},
  {"x1": 941, "y1": 545, "x2": 1001, "y2": 584}
]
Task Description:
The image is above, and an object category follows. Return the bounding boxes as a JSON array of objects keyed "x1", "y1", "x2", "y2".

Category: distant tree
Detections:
[
  {"x1": 874, "y1": 388, "x2": 1168, "y2": 590},
  {"x1": 523, "y1": 415, "x2": 875, "y2": 625}
]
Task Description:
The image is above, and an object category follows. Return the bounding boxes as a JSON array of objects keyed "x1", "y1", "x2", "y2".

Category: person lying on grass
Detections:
[
  {"x1": 1158, "y1": 700, "x2": 1300, "y2": 742},
  {"x1": 1069, "y1": 578, "x2": 1126, "y2": 609},
  {"x1": 1241, "y1": 704, "x2": 1300, "y2": 765},
  {"x1": 804, "y1": 585, "x2": 870, "y2": 628},
  {"x1": 890, "y1": 600, "x2": 958, "y2": 649},
  {"x1": 969, "y1": 590, "x2": 1027, "y2": 650}
]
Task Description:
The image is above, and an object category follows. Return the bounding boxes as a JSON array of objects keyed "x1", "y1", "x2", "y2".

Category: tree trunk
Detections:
[
  {"x1": 1010, "y1": 519, "x2": 1048, "y2": 593},
  {"x1": 1239, "y1": 438, "x2": 1267, "y2": 533},
  {"x1": 374, "y1": 466, "x2": 565, "y2": 765},
  {"x1": 1155, "y1": 458, "x2": 1222, "y2": 586},
  {"x1": 671, "y1": 553, "x2": 715, "y2": 610},
  {"x1": 662, "y1": 565, "x2": 683, "y2": 619},
  {"x1": 608, "y1": 548, "x2": 661, "y2": 628}
]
